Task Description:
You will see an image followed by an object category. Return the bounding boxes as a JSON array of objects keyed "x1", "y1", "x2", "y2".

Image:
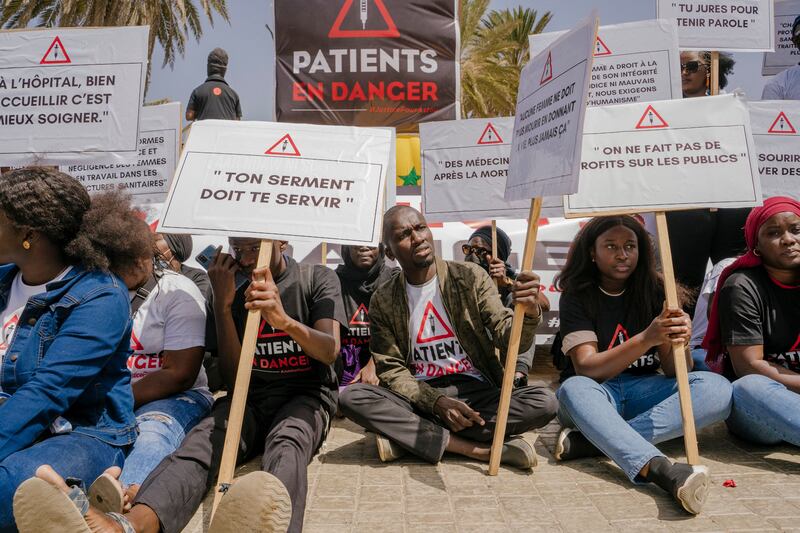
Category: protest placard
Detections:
[
  {"x1": 564, "y1": 95, "x2": 762, "y2": 216},
  {"x1": 529, "y1": 20, "x2": 682, "y2": 107},
  {"x1": 504, "y1": 15, "x2": 596, "y2": 201},
  {"x1": 749, "y1": 100, "x2": 800, "y2": 199},
  {"x1": 62, "y1": 102, "x2": 180, "y2": 205},
  {"x1": 0, "y1": 27, "x2": 148, "y2": 166},
  {"x1": 763, "y1": 0, "x2": 800, "y2": 75},
  {"x1": 657, "y1": 0, "x2": 775, "y2": 51},
  {"x1": 157, "y1": 120, "x2": 391, "y2": 245},
  {"x1": 419, "y1": 118, "x2": 529, "y2": 222}
]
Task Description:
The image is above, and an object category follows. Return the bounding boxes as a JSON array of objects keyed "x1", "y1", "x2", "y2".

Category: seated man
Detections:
[
  {"x1": 340, "y1": 206, "x2": 558, "y2": 468},
  {"x1": 23, "y1": 238, "x2": 347, "y2": 533}
]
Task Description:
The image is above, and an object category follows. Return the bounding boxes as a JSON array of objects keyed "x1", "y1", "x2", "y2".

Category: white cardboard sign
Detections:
[
  {"x1": 749, "y1": 100, "x2": 800, "y2": 199},
  {"x1": 529, "y1": 20, "x2": 682, "y2": 108},
  {"x1": 157, "y1": 120, "x2": 391, "y2": 245},
  {"x1": 762, "y1": 0, "x2": 800, "y2": 75},
  {"x1": 505, "y1": 15, "x2": 597, "y2": 201},
  {"x1": 565, "y1": 95, "x2": 762, "y2": 216},
  {"x1": 657, "y1": 0, "x2": 775, "y2": 51},
  {"x1": 420, "y1": 118, "x2": 529, "y2": 222},
  {"x1": 62, "y1": 102, "x2": 181, "y2": 205},
  {"x1": 0, "y1": 27, "x2": 148, "y2": 165}
]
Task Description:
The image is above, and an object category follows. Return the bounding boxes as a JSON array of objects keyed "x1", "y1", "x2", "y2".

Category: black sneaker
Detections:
[
  {"x1": 554, "y1": 428, "x2": 602, "y2": 461},
  {"x1": 646, "y1": 458, "x2": 710, "y2": 515}
]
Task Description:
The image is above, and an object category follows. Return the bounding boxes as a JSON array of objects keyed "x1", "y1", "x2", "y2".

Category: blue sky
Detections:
[{"x1": 147, "y1": 0, "x2": 772, "y2": 120}]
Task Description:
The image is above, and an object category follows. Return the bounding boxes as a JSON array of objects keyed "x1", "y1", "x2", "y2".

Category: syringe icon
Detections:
[{"x1": 360, "y1": 0, "x2": 368, "y2": 29}]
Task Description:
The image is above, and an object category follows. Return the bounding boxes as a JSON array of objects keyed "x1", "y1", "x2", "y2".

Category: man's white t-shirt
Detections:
[
  {"x1": 0, "y1": 267, "x2": 72, "y2": 363},
  {"x1": 128, "y1": 270, "x2": 211, "y2": 402},
  {"x1": 690, "y1": 257, "x2": 737, "y2": 348},
  {"x1": 762, "y1": 65, "x2": 800, "y2": 100},
  {"x1": 406, "y1": 275, "x2": 482, "y2": 381}
]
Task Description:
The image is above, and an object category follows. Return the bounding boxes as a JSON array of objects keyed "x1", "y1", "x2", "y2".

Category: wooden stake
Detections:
[
  {"x1": 211, "y1": 239, "x2": 273, "y2": 517},
  {"x1": 488, "y1": 198, "x2": 542, "y2": 475},
  {"x1": 491, "y1": 220, "x2": 499, "y2": 287},
  {"x1": 710, "y1": 51, "x2": 720, "y2": 96},
  {"x1": 654, "y1": 212, "x2": 700, "y2": 465}
]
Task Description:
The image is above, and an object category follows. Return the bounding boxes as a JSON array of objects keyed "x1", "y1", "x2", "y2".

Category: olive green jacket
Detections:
[{"x1": 368, "y1": 258, "x2": 541, "y2": 414}]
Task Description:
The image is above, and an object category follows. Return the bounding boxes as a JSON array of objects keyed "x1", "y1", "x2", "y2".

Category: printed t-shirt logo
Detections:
[
  {"x1": 608, "y1": 322, "x2": 658, "y2": 370},
  {"x1": 416, "y1": 301, "x2": 454, "y2": 343},
  {"x1": 253, "y1": 319, "x2": 312, "y2": 373},
  {"x1": 767, "y1": 332, "x2": 800, "y2": 372},
  {"x1": 0, "y1": 314, "x2": 19, "y2": 353}
]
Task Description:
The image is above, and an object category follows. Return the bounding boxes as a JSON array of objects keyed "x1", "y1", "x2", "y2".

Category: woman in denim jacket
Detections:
[{"x1": 0, "y1": 167, "x2": 152, "y2": 532}]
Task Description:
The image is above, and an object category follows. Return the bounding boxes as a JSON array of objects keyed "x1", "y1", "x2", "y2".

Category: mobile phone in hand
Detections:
[{"x1": 195, "y1": 244, "x2": 249, "y2": 289}]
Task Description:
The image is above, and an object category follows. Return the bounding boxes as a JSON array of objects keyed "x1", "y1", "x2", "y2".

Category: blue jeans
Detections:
[
  {"x1": 727, "y1": 374, "x2": 800, "y2": 447},
  {"x1": 0, "y1": 432, "x2": 127, "y2": 532},
  {"x1": 557, "y1": 371, "x2": 732, "y2": 482},
  {"x1": 690, "y1": 347, "x2": 711, "y2": 372},
  {"x1": 120, "y1": 389, "x2": 211, "y2": 487}
]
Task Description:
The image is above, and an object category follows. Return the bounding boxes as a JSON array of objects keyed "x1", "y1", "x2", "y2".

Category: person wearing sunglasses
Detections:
[
  {"x1": 763, "y1": 15, "x2": 800, "y2": 100},
  {"x1": 462, "y1": 225, "x2": 550, "y2": 388}
]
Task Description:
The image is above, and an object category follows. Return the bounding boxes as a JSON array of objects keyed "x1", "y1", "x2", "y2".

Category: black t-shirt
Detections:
[
  {"x1": 228, "y1": 257, "x2": 346, "y2": 408},
  {"x1": 559, "y1": 290, "x2": 661, "y2": 375},
  {"x1": 720, "y1": 267, "x2": 800, "y2": 374},
  {"x1": 187, "y1": 75, "x2": 242, "y2": 120}
]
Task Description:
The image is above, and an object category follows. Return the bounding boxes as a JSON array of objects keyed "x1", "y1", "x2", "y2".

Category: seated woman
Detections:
[
  {"x1": 335, "y1": 245, "x2": 395, "y2": 388},
  {"x1": 704, "y1": 196, "x2": 800, "y2": 447},
  {"x1": 0, "y1": 168, "x2": 150, "y2": 531},
  {"x1": 154, "y1": 233, "x2": 212, "y2": 303},
  {"x1": 553, "y1": 215, "x2": 732, "y2": 515}
]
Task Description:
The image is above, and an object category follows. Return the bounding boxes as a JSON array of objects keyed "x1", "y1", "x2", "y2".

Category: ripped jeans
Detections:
[{"x1": 120, "y1": 389, "x2": 212, "y2": 487}]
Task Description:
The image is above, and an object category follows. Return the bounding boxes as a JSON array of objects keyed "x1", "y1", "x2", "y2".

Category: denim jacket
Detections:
[{"x1": 0, "y1": 264, "x2": 136, "y2": 462}]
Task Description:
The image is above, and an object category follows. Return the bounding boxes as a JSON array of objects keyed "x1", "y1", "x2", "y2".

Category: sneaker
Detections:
[
  {"x1": 375, "y1": 433, "x2": 406, "y2": 462},
  {"x1": 554, "y1": 428, "x2": 602, "y2": 461},
  {"x1": 209, "y1": 471, "x2": 292, "y2": 533},
  {"x1": 664, "y1": 463, "x2": 710, "y2": 515},
  {"x1": 500, "y1": 436, "x2": 538, "y2": 470}
]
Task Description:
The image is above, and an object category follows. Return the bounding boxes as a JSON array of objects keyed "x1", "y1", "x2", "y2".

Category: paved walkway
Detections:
[{"x1": 185, "y1": 357, "x2": 800, "y2": 532}]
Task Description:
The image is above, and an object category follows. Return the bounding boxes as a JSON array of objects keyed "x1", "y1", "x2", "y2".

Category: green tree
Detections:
[
  {"x1": 460, "y1": 1, "x2": 552, "y2": 118},
  {"x1": 0, "y1": 0, "x2": 229, "y2": 88}
]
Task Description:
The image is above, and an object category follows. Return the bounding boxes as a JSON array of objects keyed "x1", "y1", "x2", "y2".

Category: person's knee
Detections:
[
  {"x1": 136, "y1": 413, "x2": 183, "y2": 447},
  {"x1": 516, "y1": 386, "x2": 558, "y2": 426},
  {"x1": 689, "y1": 371, "x2": 733, "y2": 415},
  {"x1": 732, "y1": 373, "x2": 779, "y2": 404},
  {"x1": 338, "y1": 383, "x2": 377, "y2": 419},
  {"x1": 557, "y1": 376, "x2": 603, "y2": 405}
]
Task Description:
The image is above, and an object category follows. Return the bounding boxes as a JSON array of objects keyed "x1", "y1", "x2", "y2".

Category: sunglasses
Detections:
[
  {"x1": 462, "y1": 244, "x2": 490, "y2": 259},
  {"x1": 680, "y1": 61, "x2": 706, "y2": 74}
]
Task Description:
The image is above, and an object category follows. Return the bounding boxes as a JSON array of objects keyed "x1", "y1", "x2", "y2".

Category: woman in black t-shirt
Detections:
[
  {"x1": 704, "y1": 196, "x2": 800, "y2": 447},
  {"x1": 554, "y1": 216, "x2": 732, "y2": 515}
]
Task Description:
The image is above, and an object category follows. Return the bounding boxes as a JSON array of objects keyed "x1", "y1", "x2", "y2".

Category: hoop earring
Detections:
[
  {"x1": 22, "y1": 240, "x2": 30, "y2": 250},
  {"x1": 753, "y1": 249, "x2": 761, "y2": 257}
]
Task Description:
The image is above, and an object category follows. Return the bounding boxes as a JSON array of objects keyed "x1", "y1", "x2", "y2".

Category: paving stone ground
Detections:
[{"x1": 184, "y1": 354, "x2": 800, "y2": 532}]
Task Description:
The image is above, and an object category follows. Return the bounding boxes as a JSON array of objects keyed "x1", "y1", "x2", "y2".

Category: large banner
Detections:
[
  {"x1": 657, "y1": 0, "x2": 775, "y2": 51},
  {"x1": 529, "y1": 20, "x2": 682, "y2": 107},
  {"x1": 0, "y1": 27, "x2": 148, "y2": 166},
  {"x1": 158, "y1": 120, "x2": 391, "y2": 245},
  {"x1": 763, "y1": 0, "x2": 800, "y2": 75},
  {"x1": 420, "y1": 117, "x2": 529, "y2": 222},
  {"x1": 274, "y1": 0, "x2": 458, "y2": 131},
  {"x1": 565, "y1": 95, "x2": 762, "y2": 216},
  {"x1": 62, "y1": 102, "x2": 181, "y2": 205},
  {"x1": 750, "y1": 100, "x2": 800, "y2": 199}
]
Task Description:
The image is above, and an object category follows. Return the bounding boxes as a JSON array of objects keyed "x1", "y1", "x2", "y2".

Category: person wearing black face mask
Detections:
[{"x1": 463, "y1": 226, "x2": 550, "y2": 388}]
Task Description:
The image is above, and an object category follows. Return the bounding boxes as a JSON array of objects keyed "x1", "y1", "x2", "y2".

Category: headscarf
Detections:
[
  {"x1": 703, "y1": 196, "x2": 800, "y2": 372},
  {"x1": 162, "y1": 233, "x2": 192, "y2": 263},
  {"x1": 336, "y1": 245, "x2": 393, "y2": 303},
  {"x1": 469, "y1": 225, "x2": 516, "y2": 280},
  {"x1": 207, "y1": 48, "x2": 228, "y2": 77}
]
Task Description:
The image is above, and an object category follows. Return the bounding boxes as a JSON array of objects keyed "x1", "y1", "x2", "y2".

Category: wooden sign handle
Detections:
[
  {"x1": 491, "y1": 220, "x2": 499, "y2": 288},
  {"x1": 710, "y1": 51, "x2": 720, "y2": 96},
  {"x1": 655, "y1": 212, "x2": 700, "y2": 465},
  {"x1": 211, "y1": 239, "x2": 274, "y2": 517},
  {"x1": 488, "y1": 198, "x2": 542, "y2": 475},
  {"x1": 321, "y1": 242, "x2": 328, "y2": 266}
]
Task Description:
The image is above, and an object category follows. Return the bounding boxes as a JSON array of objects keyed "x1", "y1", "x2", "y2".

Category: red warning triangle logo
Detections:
[
  {"x1": 607, "y1": 324, "x2": 629, "y2": 350},
  {"x1": 130, "y1": 331, "x2": 144, "y2": 351},
  {"x1": 635, "y1": 105, "x2": 669, "y2": 129},
  {"x1": 329, "y1": 0, "x2": 400, "y2": 39},
  {"x1": 477, "y1": 122, "x2": 504, "y2": 145},
  {"x1": 265, "y1": 134, "x2": 301, "y2": 157},
  {"x1": 768, "y1": 111, "x2": 797, "y2": 134},
  {"x1": 350, "y1": 303, "x2": 369, "y2": 326},
  {"x1": 40, "y1": 36, "x2": 71, "y2": 64},
  {"x1": 416, "y1": 301, "x2": 454, "y2": 344},
  {"x1": 594, "y1": 36, "x2": 612, "y2": 56},
  {"x1": 540, "y1": 51, "x2": 554, "y2": 85},
  {"x1": 790, "y1": 333, "x2": 800, "y2": 351}
]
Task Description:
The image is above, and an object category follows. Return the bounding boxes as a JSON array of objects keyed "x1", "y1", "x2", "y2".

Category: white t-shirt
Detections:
[
  {"x1": 406, "y1": 275, "x2": 482, "y2": 381},
  {"x1": 690, "y1": 257, "x2": 737, "y2": 348},
  {"x1": 128, "y1": 270, "x2": 210, "y2": 402},
  {"x1": 762, "y1": 65, "x2": 800, "y2": 101},
  {"x1": 0, "y1": 268, "x2": 72, "y2": 392}
]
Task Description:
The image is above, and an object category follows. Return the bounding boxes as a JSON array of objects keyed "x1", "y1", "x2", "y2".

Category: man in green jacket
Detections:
[{"x1": 339, "y1": 206, "x2": 557, "y2": 469}]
